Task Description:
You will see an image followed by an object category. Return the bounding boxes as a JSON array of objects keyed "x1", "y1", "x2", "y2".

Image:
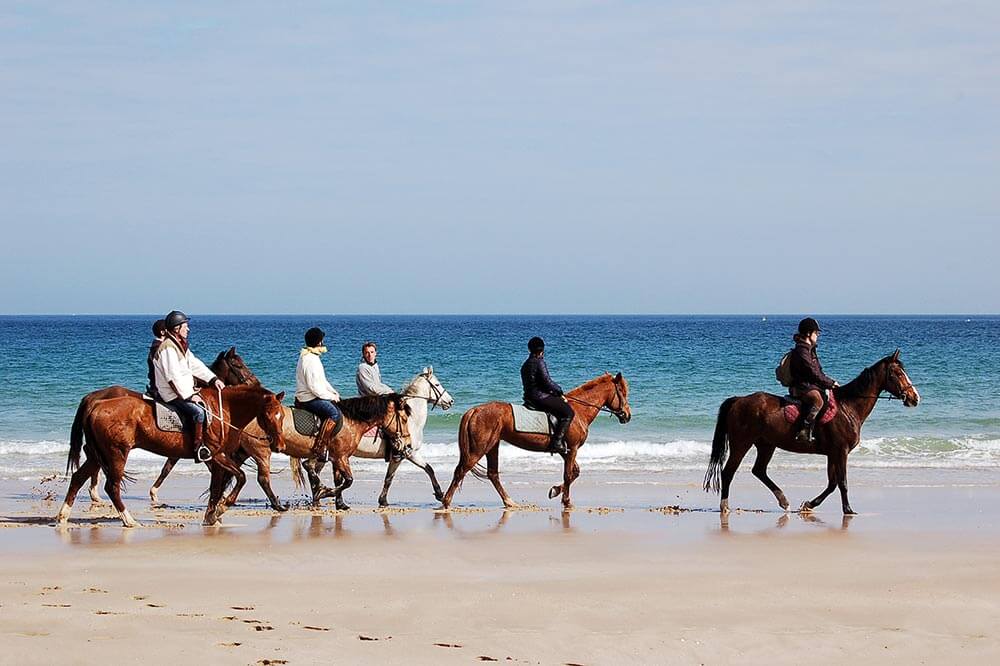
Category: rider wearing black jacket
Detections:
[
  {"x1": 521, "y1": 337, "x2": 574, "y2": 455},
  {"x1": 789, "y1": 318, "x2": 839, "y2": 444}
]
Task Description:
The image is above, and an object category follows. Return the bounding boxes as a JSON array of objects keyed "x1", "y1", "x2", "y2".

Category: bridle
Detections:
[
  {"x1": 565, "y1": 381, "x2": 629, "y2": 420},
  {"x1": 378, "y1": 402, "x2": 409, "y2": 448},
  {"x1": 402, "y1": 372, "x2": 448, "y2": 410}
]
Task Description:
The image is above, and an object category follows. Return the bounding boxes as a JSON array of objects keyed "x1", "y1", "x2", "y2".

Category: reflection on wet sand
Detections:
[{"x1": 718, "y1": 511, "x2": 855, "y2": 534}]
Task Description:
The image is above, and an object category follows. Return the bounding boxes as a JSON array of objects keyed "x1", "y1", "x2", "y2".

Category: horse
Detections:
[
  {"x1": 441, "y1": 372, "x2": 631, "y2": 509},
  {"x1": 57, "y1": 384, "x2": 286, "y2": 527},
  {"x1": 290, "y1": 367, "x2": 455, "y2": 509},
  {"x1": 703, "y1": 350, "x2": 920, "y2": 515},
  {"x1": 69, "y1": 347, "x2": 259, "y2": 504}
]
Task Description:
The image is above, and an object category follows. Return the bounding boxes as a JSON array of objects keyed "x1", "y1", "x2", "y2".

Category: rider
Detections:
[
  {"x1": 145, "y1": 318, "x2": 166, "y2": 398},
  {"x1": 355, "y1": 341, "x2": 409, "y2": 462},
  {"x1": 521, "y1": 336, "x2": 574, "y2": 455},
  {"x1": 153, "y1": 310, "x2": 226, "y2": 463},
  {"x1": 294, "y1": 327, "x2": 343, "y2": 460},
  {"x1": 356, "y1": 341, "x2": 394, "y2": 396},
  {"x1": 789, "y1": 317, "x2": 839, "y2": 444}
]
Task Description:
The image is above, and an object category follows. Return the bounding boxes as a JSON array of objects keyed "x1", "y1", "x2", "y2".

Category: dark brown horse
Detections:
[
  {"x1": 57, "y1": 384, "x2": 286, "y2": 526},
  {"x1": 441, "y1": 372, "x2": 631, "y2": 509},
  {"x1": 703, "y1": 351, "x2": 920, "y2": 515},
  {"x1": 70, "y1": 347, "x2": 259, "y2": 504}
]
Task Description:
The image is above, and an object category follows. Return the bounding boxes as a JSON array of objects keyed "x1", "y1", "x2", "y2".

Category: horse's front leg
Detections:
[
  {"x1": 802, "y1": 454, "x2": 837, "y2": 512},
  {"x1": 560, "y1": 448, "x2": 580, "y2": 509},
  {"x1": 254, "y1": 449, "x2": 288, "y2": 512},
  {"x1": 203, "y1": 465, "x2": 226, "y2": 526},
  {"x1": 836, "y1": 450, "x2": 856, "y2": 515},
  {"x1": 303, "y1": 457, "x2": 334, "y2": 505},
  {"x1": 378, "y1": 458, "x2": 402, "y2": 507},
  {"x1": 331, "y1": 456, "x2": 354, "y2": 509},
  {"x1": 412, "y1": 451, "x2": 444, "y2": 503}
]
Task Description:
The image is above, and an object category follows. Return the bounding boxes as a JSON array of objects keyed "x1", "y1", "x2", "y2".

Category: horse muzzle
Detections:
[{"x1": 903, "y1": 389, "x2": 920, "y2": 407}]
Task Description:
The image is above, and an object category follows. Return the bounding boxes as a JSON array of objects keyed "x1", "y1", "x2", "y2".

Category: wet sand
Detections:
[{"x1": 2, "y1": 471, "x2": 1000, "y2": 664}]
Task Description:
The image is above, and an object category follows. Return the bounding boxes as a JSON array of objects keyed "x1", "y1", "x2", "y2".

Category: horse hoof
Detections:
[
  {"x1": 275, "y1": 503, "x2": 290, "y2": 513},
  {"x1": 720, "y1": 499, "x2": 730, "y2": 515},
  {"x1": 336, "y1": 503, "x2": 351, "y2": 511},
  {"x1": 800, "y1": 501, "x2": 814, "y2": 513},
  {"x1": 434, "y1": 492, "x2": 444, "y2": 502},
  {"x1": 378, "y1": 499, "x2": 389, "y2": 508},
  {"x1": 548, "y1": 486, "x2": 561, "y2": 500},
  {"x1": 843, "y1": 508, "x2": 857, "y2": 516}
]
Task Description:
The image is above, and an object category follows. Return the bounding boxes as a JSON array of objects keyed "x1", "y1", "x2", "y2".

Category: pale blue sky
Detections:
[{"x1": 1, "y1": 1, "x2": 997, "y2": 313}]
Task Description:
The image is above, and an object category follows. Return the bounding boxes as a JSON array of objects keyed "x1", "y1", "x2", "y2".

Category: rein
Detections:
[
  {"x1": 565, "y1": 382, "x2": 627, "y2": 419},
  {"x1": 200, "y1": 390, "x2": 274, "y2": 443},
  {"x1": 402, "y1": 374, "x2": 446, "y2": 410}
]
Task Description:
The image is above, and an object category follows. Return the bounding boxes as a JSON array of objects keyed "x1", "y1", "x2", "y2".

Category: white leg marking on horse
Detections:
[
  {"x1": 120, "y1": 509, "x2": 137, "y2": 528},
  {"x1": 57, "y1": 502, "x2": 71, "y2": 523}
]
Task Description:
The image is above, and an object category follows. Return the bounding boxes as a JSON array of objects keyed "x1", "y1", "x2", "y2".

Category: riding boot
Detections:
[
  {"x1": 193, "y1": 421, "x2": 213, "y2": 463},
  {"x1": 548, "y1": 417, "x2": 571, "y2": 455},
  {"x1": 795, "y1": 405, "x2": 821, "y2": 444},
  {"x1": 312, "y1": 419, "x2": 334, "y2": 462}
]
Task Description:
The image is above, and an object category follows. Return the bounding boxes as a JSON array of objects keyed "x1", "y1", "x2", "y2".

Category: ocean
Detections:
[{"x1": 1, "y1": 315, "x2": 998, "y2": 482}]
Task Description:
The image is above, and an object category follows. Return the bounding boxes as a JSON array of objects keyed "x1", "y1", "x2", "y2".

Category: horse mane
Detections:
[
  {"x1": 568, "y1": 373, "x2": 613, "y2": 395},
  {"x1": 835, "y1": 356, "x2": 893, "y2": 399},
  {"x1": 337, "y1": 393, "x2": 401, "y2": 422}
]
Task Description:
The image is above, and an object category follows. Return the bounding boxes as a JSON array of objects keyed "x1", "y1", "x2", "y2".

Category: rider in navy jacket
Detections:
[{"x1": 521, "y1": 337, "x2": 574, "y2": 455}]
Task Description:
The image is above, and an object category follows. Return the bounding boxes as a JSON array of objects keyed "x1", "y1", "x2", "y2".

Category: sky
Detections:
[{"x1": 1, "y1": 1, "x2": 998, "y2": 314}]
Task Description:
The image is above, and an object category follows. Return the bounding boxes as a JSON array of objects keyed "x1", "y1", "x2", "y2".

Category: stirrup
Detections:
[{"x1": 195, "y1": 445, "x2": 213, "y2": 463}]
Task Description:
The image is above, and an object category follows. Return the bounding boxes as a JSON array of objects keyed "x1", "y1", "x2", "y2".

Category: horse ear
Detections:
[
  {"x1": 892, "y1": 349, "x2": 900, "y2": 362},
  {"x1": 614, "y1": 372, "x2": 623, "y2": 382},
  {"x1": 427, "y1": 365, "x2": 433, "y2": 374},
  {"x1": 227, "y1": 346, "x2": 235, "y2": 358},
  {"x1": 275, "y1": 391, "x2": 285, "y2": 402}
]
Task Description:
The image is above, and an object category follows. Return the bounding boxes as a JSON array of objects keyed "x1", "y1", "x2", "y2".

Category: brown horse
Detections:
[
  {"x1": 441, "y1": 372, "x2": 631, "y2": 509},
  {"x1": 57, "y1": 384, "x2": 285, "y2": 527},
  {"x1": 70, "y1": 347, "x2": 259, "y2": 503},
  {"x1": 703, "y1": 351, "x2": 920, "y2": 515}
]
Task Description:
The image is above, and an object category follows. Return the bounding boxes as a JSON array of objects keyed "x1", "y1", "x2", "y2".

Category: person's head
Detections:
[
  {"x1": 362, "y1": 342, "x2": 377, "y2": 365},
  {"x1": 152, "y1": 319, "x2": 166, "y2": 339},
  {"x1": 528, "y1": 336, "x2": 545, "y2": 356},
  {"x1": 164, "y1": 310, "x2": 189, "y2": 339},
  {"x1": 304, "y1": 327, "x2": 325, "y2": 348},
  {"x1": 798, "y1": 317, "x2": 821, "y2": 345}
]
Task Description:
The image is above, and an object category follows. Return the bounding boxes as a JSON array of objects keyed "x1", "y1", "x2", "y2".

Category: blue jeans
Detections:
[
  {"x1": 296, "y1": 398, "x2": 341, "y2": 424},
  {"x1": 169, "y1": 398, "x2": 207, "y2": 427}
]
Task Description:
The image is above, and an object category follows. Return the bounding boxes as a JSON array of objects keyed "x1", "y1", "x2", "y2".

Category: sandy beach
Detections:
[{"x1": 2, "y1": 469, "x2": 999, "y2": 665}]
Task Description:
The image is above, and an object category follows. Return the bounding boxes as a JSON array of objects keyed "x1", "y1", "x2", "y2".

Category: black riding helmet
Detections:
[
  {"x1": 798, "y1": 317, "x2": 821, "y2": 335},
  {"x1": 305, "y1": 327, "x2": 325, "y2": 347},
  {"x1": 528, "y1": 336, "x2": 545, "y2": 354},
  {"x1": 164, "y1": 310, "x2": 189, "y2": 330}
]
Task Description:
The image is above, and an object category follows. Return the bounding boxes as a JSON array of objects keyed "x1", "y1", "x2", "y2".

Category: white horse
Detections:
[{"x1": 292, "y1": 366, "x2": 454, "y2": 508}]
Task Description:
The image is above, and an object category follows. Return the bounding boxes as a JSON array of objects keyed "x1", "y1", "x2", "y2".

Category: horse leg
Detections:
[
  {"x1": 442, "y1": 448, "x2": 486, "y2": 510},
  {"x1": 802, "y1": 454, "x2": 838, "y2": 512},
  {"x1": 254, "y1": 449, "x2": 288, "y2": 512},
  {"x1": 204, "y1": 465, "x2": 226, "y2": 526},
  {"x1": 57, "y1": 457, "x2": 101, "y2": 523},
  {"x1": 378, "y1": 458, "x2": 402, "y2": 507},
  {"x1": 303, "y1": 457, "x2": 334, "y2": 505},
  {"x1": 149, "y1": 457, "x2": 179, "y2": 504},
  {"x1": 331, "y1": 467, "x2": 350, "y2": 510},
  {"x1": 560, "y1": 452, "x2": 581, "y2": 509},
  {"x1": 751, "y1": 444, "x2": 789, "y2": 511},
  {"x1": 836, "y1": 450, "x2": 856, "y2": 515},
  {"x1": 101, "y1": 451, "x2": 137, "y2": 528},
  {"x1": 88, "y1": 466, "x2": 103, "y2": 504},
  {"x1": 485, "y1": 444, "x2": 518, "y2": 509},
  {"x1": 412, "y1": 451, "x2": 444, "y2": 503},
  {"x1": 330, "y1": 456, "x2": 354, "y2": 508},
  {"x1": 218, "y1": 453, "x2": 247, "y2": 509},
  {"x1": 719, "y1": 439, "x2": 751, "y2": 515}
]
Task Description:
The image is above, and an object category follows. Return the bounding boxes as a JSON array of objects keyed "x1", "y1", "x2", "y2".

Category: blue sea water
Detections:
[{"x1": 0, "y1": 315, "x2": 998, "y2": 479}]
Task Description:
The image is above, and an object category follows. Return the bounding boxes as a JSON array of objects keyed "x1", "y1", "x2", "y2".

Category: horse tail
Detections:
[
  {"x1": 290, "y1": 457, "x2": 304, "y2": 490},
  {"x1": 67, "y1": 396, "x2": 89, "y2": 475},
  {"x1": 704, "y1": 397, "x2": 737, "y2": 493}
]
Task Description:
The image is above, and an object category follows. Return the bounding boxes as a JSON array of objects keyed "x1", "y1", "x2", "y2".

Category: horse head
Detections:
[
  {"x1": 883, "y1": 350, "x2": 920, "y2": 407},
  {"x1": 608, "y1": 372, "x2": 632, "y2": 423},
  {"x1": 410, "y1": 366, "x2": 454, "y2": 410},
  {"x1": 213, "y1": 347, "x2": 261, "y2": 387},
  {"x1": 257, "y1": 390, "x2": 287, "y2": 450}
]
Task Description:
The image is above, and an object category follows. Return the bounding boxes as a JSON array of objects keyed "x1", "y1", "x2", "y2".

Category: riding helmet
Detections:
[
  {"x1": 164, "y1": 310, "x2": 189, "y2": 330},
  {"x1": 305, "y1": 327, "x2": 325, "y2": 347},
  {"x1": 798, "y1": 317, "x2": 821, "y2": 335},
  {"x1": 528, "y1": 336, "x2": 545, "y2": 353}
]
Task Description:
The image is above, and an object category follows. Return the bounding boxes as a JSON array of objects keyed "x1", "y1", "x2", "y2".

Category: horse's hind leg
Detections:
[
  {"x1": 802, "y1": 454, "x2": 838, "y2": 512},
  {"x1": 442, "y1": 446, "x2": 487, "y2": 509},
  {"x1": 88, "y1": 466, "x2": 103, "y2": 504},
  {"x1": 330, "y1": 456, "x2": 354, "y2": 508},
  {"x1": 413, "y1": 452, "x2": 444, "y2": 503},
  {"x1": 149, "y1": 457, "x2": 179, "y2": 504},
  {"x1": 752, "y1": 444, "x2": 789, "y2": 511},
  {"x1": 102, "y1": 451, "x2": 137, "y2": 528},
  {"x1": 719, "y1": 438, "x2": 752, "y2": 515},
  {"x1": 485, "y1": 444, "x2": 518, "y2": 509},
  {"x1": 58, "y1": 457, "x2": 101, "y2": 523}
]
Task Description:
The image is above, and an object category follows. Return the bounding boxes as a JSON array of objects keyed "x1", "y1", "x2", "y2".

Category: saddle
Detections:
[
  {"x1": 141, "y1": 394, "x2": 212, "y2": 433},
  {"x1": 782, "y1": 392, "x2": 838, "y2": 425},
  {"x1": 290, "y1": 406, "x2": 346, "y2": 439},
  {"x1": 510, "y1": 403, "x2": 557, "y2": 435}
]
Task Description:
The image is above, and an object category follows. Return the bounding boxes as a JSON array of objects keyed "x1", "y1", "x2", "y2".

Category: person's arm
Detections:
[
  {"x1": 160, "y1": 346, "x2": 195, "y2": 400},
  {"x1": 803, "y1": 350, "x2": 836, "y2": 389},
  {"x1": 538, "y1": 359, "x2": 563, "y2": 396}
]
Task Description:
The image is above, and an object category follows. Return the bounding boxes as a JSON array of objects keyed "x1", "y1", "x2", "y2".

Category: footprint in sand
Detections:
[
  {"x1": 94, "y1": 610, "x2": 124, "y2": 615},
  {"x1": 83, "y1": 587, "x2": 108, "y2": 594},
  {"x1": 146, "y1": 603, "x2": 165, "y2": 608},
  {"x1": 434, "y1": 642, "x2": 463, "y2": 648},
  {"x1": 256, "y1": 660, "x2": 287, "y2": 665},
  {"x1": 218, "y1": 642, "x2": 242, "y2": 648},
  {"x1": 230, "y1": 605, "x2": 255, "y2": 611},
  {"x1": 42, "y1": 603, "x2": 71, "y2": 608},
  {"x1": 358, "y1": 634, "x2": 391, "y2": 641},
  {"x1": 132, "y1": 595, "x2": 148, "y2": 601},
  {"x1": 302, "y1": 626, "x2": 329, "y2": 632}
]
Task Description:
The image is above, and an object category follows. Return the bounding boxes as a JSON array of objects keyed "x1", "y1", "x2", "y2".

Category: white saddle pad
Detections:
[
  {"x1": 142, "y1": 394, "x2": 209, "y2": 433},
  {"x1": 510, "y1": 404, "x2": 555, "y2": 434}
]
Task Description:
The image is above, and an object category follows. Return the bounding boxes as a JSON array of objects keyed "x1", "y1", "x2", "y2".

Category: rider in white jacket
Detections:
[{"x1": 294, "y1": 327, "x2": 342, "y2": 459}]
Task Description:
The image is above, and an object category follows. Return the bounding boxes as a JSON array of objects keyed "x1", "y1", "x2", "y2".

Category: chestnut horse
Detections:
[
  {"x1": 441, "y1": 372, "x2": 631, "y2": 509},
  {"x1": 58, "y1": 384, "x2": 285, "y2": 527},
  {"x1": 703, "y1": 351, "x2": 920, "y2": 515},
  {"x1": 70, "y1": 347, "x2": 259, "y2": 503}
]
